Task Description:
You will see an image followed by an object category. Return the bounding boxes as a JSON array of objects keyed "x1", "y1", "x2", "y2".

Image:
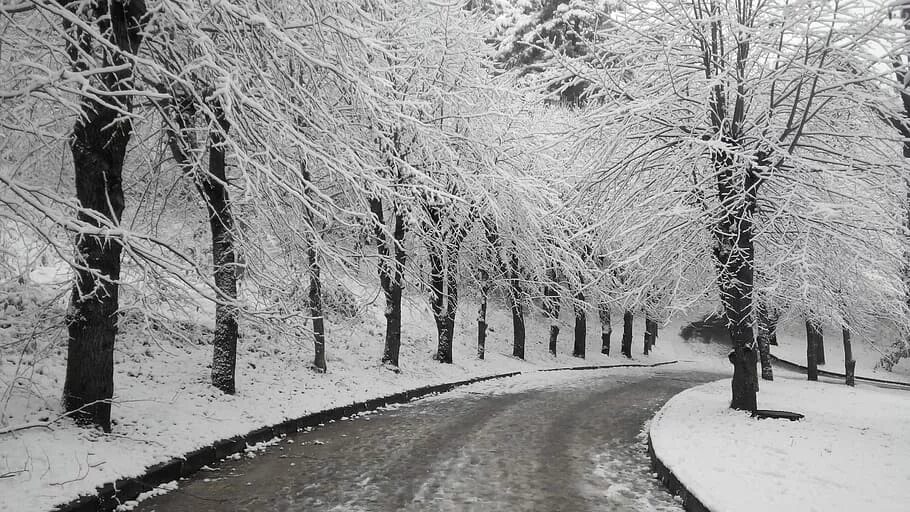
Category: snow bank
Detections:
[{"x1": 650, "y1": 376, "x2": 910, "y2": 512}]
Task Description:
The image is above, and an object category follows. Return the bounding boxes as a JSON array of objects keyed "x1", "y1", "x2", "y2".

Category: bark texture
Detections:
[
  {"x1": 424, "y1": 205, "x2": 474, "y2": 364},
  {"x1": 477, "y1": 271, "x2": 488, "y2": 360},
  {"x1": 756, "y1": 304, "x2": 773, "y2": 381},
  {"x1": 621, "y1": 310, "x2": 633, "y2": 358},
  {"x1": 573, "y1": 292, "x2": 585, "y2": 358},
  {"x1": 843, "y1": 327, "x2": 856, "y2": 387},
  {"x1": 711, "y1": 143, "x2": 761, "y2": 412},
  {"x1": 599, "y1": 304, "x2": 611, "y2": 355},
  {"x1": 816, "y1": 328, "x2": 826, "y2": 365},
  {"x1": 301, "y1": 164, "x2": 326, "y2": 373},
  {"x1": 806, "y1": 320, "x2": 821, "y2": 381},
  {"x1": 509, "y1": 259, "x2": 526, "y2": 359},
  {"x1": 643, "y1": 316, "x2": 656, "y2": 355},
  {"x1": 62, "y1": 0, "x2": 147, "y2": 431},
  {"x1": 205, "y1": 103, "x2": 239, "y2": 395},
  {"x1": 370, "y1": 197, "x2": 406, "y2": 368},
  {"x1": 543, "y1": 269, "x2": 560, "y2": 356},
  {"x1": 163, "y1": 92, "x2": 240, "y2": 391}
]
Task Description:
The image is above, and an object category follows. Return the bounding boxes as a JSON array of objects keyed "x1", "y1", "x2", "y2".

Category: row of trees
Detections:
[
  {"x1": 0, "y1": 0, "x2": 662, "y2": 433},
  {"x1": 4, "y1": 0, "x2": 910, "y2": 433}
]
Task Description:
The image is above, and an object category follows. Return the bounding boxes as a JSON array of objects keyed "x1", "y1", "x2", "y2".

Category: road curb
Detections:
[
  {"x1": 647, "y1": 434, "x2": 712, "y2": 512},
  {"x1": 52, "y1": 360, "x2": 678, "y2": 512},
  {"x1": 649, "y1": 391, "x2": 714, "y2": 512},
  {"x1": 769, "y1": 354, "x2": 910, "y2": 389},
  {"x1": 540, "y1": 360, "x2": 678, "y2": 372}
]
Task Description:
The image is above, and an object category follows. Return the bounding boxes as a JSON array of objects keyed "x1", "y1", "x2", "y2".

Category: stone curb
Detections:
[
  {"x1": 53, "y1": 359, "x2": 678, "y2": 512},
  {"x1": 647, "y1": 434, "x2": 712, "y2": 512},
  {"x1": 540, "y1": 360, "x2": 678, "y2": 372},
  {"x1": 769, "y1": 354, "x2": 910, "y2": 389}
]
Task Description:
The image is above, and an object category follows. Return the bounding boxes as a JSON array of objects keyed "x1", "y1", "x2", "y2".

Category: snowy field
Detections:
[{"x1": 650, "y1": 375, "x2": 910, "y2": 512}]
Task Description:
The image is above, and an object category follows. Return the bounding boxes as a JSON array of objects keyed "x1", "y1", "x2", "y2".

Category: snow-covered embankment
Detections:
[{"x1": 649, "y1": 376, "x2": 910, "y2": 512}]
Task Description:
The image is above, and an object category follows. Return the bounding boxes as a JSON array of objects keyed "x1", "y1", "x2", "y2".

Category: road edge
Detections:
[
  {"x1": 54, "y1": 360, "x2": 678, "y2": 512},
  {"x1": 648, "y1": 388, "x2": 713, "y2": 512}
]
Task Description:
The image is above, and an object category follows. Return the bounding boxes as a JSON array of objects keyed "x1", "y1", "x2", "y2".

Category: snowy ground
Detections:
[
  {"x1": 650, "y1": 374, "x2": 910, "y2": 512},
  {"x1": 0, "y1": 262, "x2": 716, "y2": 512},
  {"x1": 769, "y1": 319, "x2": 910, "y2": 383}
]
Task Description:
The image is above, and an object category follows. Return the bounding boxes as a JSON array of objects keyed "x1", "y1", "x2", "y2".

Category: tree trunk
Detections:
[
  {"x1": 843, "y1": 327, "x2": 855, "y2": 387},
  {"x1": 573, "y1": 292, "x2": 586, "y2": 358},
  {"x1": 477, "y1": 271, "x2": 488, "y2": 360},
  {"x1": 549, "y1": 324, "x2": 560, "y2": 356},
  {"x1": 428, "y1": 247, "x2": 457, "y2": 364},
  {"x1": 308, "y1": 244, "x2": 327, "y2": 372},
  {"x1": 509, "y1": 256, "x2": 525, "y2": 359},
  {"x1": 162, "y1": 93, "x2": 240, "y2": 391},
  {"x1": 301, "y1": 164, "x2": 326, "y2": 373},
  {"x1": 544, "y1": 269, "x2": 560, "y2": 356},
  {"x1": 201, "y1": 103, "x2": 240, "y2": 395},
  {"x1": 621, "y1": 310, "x2": 633, "y2": 358},
  {"x1": 599, "y1": 304, "x2": 611, "y2": 355},
  {"x1": 755, "y1": 303, "x2": 773, "y2": 381},
  {"x1": 712, "y1": 144, "x2": 761, "y2": 412},
  {"x1": 643, "y1": 316, "x2": 655, "y2": 355},
  {"x1": 370, "y1": 197, "x2": 406, "y2": 369},
  {"x1": 816, "y1": 327, "x2": 826, "y2": 365},
  {"x1": 806, "y1": 320, "x2": 820, "y2": 381},
  {"x1": 62, "y1": 0, "x2": 147, "y2": 431}
]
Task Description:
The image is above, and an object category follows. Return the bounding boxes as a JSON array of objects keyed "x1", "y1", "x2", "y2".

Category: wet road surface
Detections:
[{"x1": 135, "y1": 366, "x2": 723, "y2": 511}]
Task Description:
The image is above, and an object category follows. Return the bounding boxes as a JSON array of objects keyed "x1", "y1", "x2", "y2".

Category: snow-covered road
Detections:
[{"x1": 132, "y1": 366, "x2": 722, "y2": 511}]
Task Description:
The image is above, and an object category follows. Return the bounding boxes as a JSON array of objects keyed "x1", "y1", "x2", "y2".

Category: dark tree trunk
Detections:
[
  {"x1": 509, "y1": 255, "x2": 525, "y2": 359},
  {"x1": 711, "y1": 143, "x2": 761, "y2": 412},
  {"x1": 482, "y1": 219, "x2": 523, "y2": 359},
  {"x1": 203, "y1": 102, "x2": 239, "y2": 395},
  {"x1": 309, "y1": 245, "x2": 326, "y2": 372},
  {"x1": 843, "y1": 327, "x2": 855, "y2": 387},
  {"x1": 370, "y1": 197, "x2": 406, "y2": 369},
  {"x1": 424, "y1": 204, "x2": 474, "y2": 365},
  {"x1": 621, "y1": 310, "x2": 633, "y2": 358},
  {"x1": 549, "y1": 324, "x2": 560, "y2": 356},
  {"x1": 573, "y1": 292, "x2": 586, "y2": 358},
  {"x1": 643, "y1": 316, "x2": 656, "y2": 355},
  {"x1": 806, "y1": 320, "x2": 820, "y2": 381},
  {"x1": 62, "y1": 0, "x2": 147, "y2": 432},
  {"x1": 477, "y1": 270, "x2": 488, "y2": 360},
  {"x1": 428, "y1": 248, "x2": 457, "y2": 364},
  {"x1": 163, "y1": 93, "x2": 240, "y2": 391},
  {"x1": 755, "y1": 303, "x2": 773, "y2": 381},
  {"x1": 301, "y1": 164, "x2": 326, "y2": 373},
  {"x1": 544, "y1": 269, "x2": 560, "y2": 356},
  {"x1": 599, "y1": 304, "x2": 611, "y2": 355}
]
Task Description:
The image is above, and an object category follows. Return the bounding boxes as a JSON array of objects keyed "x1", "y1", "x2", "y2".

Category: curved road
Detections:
[{"x1": 136, "y1": 366, "x2": 722, "y2": 512}]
